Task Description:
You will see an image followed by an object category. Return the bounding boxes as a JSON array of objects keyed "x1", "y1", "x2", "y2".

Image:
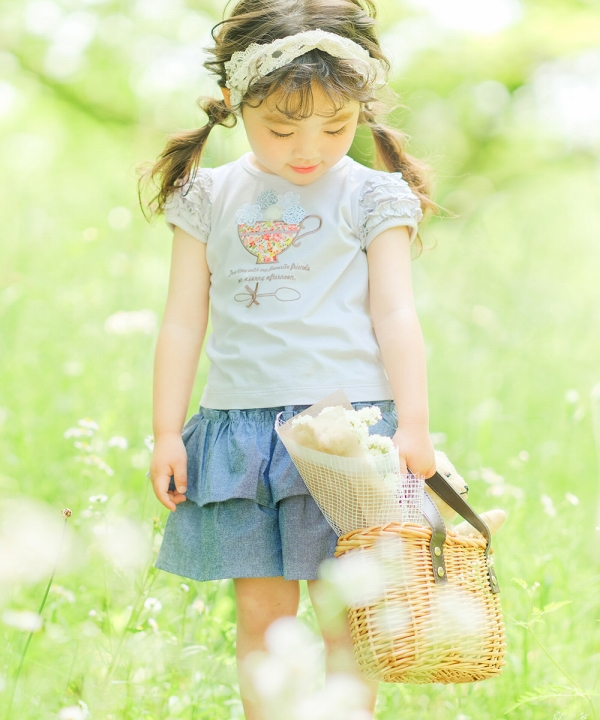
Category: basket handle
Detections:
[{"x1": 418, "y1": 471, "x2": 501, "y2": 594}]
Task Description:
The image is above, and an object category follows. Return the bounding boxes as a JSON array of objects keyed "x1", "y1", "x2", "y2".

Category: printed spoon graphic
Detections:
[{"x1": 234, "y1": 283, "x2": 301, "y2": 307}]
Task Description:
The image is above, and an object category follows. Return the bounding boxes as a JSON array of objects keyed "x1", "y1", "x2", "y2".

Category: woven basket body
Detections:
[{"x1": 335, "y1": 523, "x2": 506, "y2": 684}]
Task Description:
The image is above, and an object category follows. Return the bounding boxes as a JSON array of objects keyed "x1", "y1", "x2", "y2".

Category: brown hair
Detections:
[{"x1": 138, "y1": 0, "x2": 439, "y2": 254}]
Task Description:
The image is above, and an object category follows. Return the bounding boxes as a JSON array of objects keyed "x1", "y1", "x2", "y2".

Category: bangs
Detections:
[{"x1": 243, "y1": 49, "x2": 376, "y2": 120}]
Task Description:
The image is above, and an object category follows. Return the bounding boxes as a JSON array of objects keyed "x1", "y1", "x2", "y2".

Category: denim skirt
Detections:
[{"x1": 154, "y1": 400, "x2": 398, "y2": 582}]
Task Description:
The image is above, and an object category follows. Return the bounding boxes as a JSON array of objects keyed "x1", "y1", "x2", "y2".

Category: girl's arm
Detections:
[
  {"x1": 150, "y1": 226, "x2": 211, "y2": 511},
  {"x1": 367, "y1": 226, "x2": 436, "y2": 479}
]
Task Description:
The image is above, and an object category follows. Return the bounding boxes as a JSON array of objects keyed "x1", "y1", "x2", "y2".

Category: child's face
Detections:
[{"x1": 239, "y1": 84, "x2": 361, "y2": 186}]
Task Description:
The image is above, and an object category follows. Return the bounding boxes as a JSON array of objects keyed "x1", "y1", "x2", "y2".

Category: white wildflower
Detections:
[
  {"x1": 353, "y1": 406, "x2": 382, "y2": 426},
  {"x1": 565, "y1": 492, "x2": 579, "y2": 506},
  {"x1": 75, "y1": 454, "x2": 114, "y2": 476},
  {"x1": 2, "y1": 610, "x2": 43, "y2": 632},
  {"x1": 180, "y1": 583, "x2": 190, "y2": 593},
  {"x1": 319, "y1": 551, "x2": 386, "y2": 607},
  {"x1": 541, "y1": 494, "x2": 557, "y2": 517},
  {"x1": 63, "y1": 427, "x2": 94, "y2": 439},
  {"x1": 192, "y1": 599, "x2": 205, "y2": 614},
  {"x1": 361, "y1": 435, "x2": 395, "y2": 456},
  {"x1": 144, "y1": 597, "x2": 162, "y2": 612},
  {"x1": 104, "y1": 309, "x2": 157, "y2": 335},
  {"x1": 89, "y1": 494, "x2": 108, "y2": 504},
  {"x1": 147, "y1": 617, "x2": 159, "y2": 633},
  {"x1": 57, "y1": 700, "x2": 90, "y2": 720},
  {"x1": 78, "y1": 419, "x2": 99, "y2": 431},
  {"x1": 107, "y1": 436, "x2": 128, "y2": 449},
  {"x1": 480, "y1": 467, "x2": 504, "y2": 485},
  {"x1": 144, "y1": 435, "x2": 154, "y2": 452},
  {"x1": 291, "y1": 414, "x2": 313, "y2": 428},
  {"x1": 51, "y1": 586, "x2": 75, "y2": 603}
]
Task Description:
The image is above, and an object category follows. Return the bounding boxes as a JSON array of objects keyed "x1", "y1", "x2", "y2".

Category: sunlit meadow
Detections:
[{"x1": 1, "y1": 0, "x2": 599, "y2": 718}]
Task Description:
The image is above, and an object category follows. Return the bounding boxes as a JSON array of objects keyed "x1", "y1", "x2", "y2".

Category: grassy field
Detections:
[{"x1": 2, "y1": 12, "x2": 600, "y2": 719}]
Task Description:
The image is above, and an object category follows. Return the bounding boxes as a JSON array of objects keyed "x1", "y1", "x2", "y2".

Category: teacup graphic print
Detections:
[
  {"x1": 238, "y1": 216, "x2": 322, "y2": 264},
  {"x1": 236, "y1": 190, "x2": 322, "y2": 264}
]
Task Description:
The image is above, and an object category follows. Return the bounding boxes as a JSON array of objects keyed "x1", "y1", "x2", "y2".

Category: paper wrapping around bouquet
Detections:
[{"x1": 275, "y1": 390, "x2": 424, "y2": 536}]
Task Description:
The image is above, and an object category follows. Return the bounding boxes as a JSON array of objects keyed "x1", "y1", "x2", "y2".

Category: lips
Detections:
[{"x1": 290, "y1": 164, "x2": 320, "y2": 174}]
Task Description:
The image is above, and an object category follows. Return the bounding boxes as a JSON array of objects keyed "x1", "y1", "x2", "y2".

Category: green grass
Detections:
[{"x1": 1, "y1": 79, "x2": 599, "y2": 720}]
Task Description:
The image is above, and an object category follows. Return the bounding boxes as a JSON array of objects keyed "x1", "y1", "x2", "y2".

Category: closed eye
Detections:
[
  {"x1": 325, "y1": 126, "x2": 347, "y2": 136},
  {"x1": 269, "y1": 129, "x2": 293, "y2": 139}
]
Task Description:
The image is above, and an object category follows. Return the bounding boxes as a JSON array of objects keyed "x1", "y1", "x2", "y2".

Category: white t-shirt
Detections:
[{"x1": 164, "y1": 152, "x2": 423, "y2": 409}]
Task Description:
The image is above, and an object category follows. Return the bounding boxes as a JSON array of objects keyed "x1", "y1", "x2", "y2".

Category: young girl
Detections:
[{"x1": 143, "y1": 0, "x2": 438, "y2": 716}]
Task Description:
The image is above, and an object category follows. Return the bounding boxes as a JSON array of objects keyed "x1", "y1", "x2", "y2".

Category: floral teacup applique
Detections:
[{"x1": 235, "y1": 190, "x2": 322, "y2": 264}]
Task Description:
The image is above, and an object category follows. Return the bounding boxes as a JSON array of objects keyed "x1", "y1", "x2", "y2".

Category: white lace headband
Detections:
[{"x1": 224, "y1": 29, "x2": 387, "y2": 108}]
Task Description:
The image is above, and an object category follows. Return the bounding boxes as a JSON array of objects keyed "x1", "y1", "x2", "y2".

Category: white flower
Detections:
[
  {"x1": 361, "y1": 435, "x2": 395, "y2": 456},
  {"x1": 104, "y1": 309, "x2": 157, "y2": 335},
  {"x1": 291, "y1": 414, "x2": 313, "y2": 428},
  {"x1": 148, "y1": 617, "x2": 159, "y2": 633},
  {"x1": 565, "y1": 492, "x2": 579, "y2": 505},
  {"x1": 565, "y1": 389, "x2": 579, "y2": 403},
  {"x1": 257, "y1": 189, "x2": 279, "y2": 208},
  {"x1": 107, "y1": 436, "x2": 128, "y2": 449},
  {"x1": 57, "y1": 701, "x2": 90, "y2": 720},
  {"x1": 78, "y1": 418, "x2": 99, "y2": 431},
  {"x1": 192, "y1": 599, "x2": 205, "y2": 614},
  {"x1": 180, "y1": 583, "x2": 190, "y2": 592},
  {"x1": 89, "y1": 494, "x2": 108, "y2": 503},
  {"x1": 353, "y1": 406, "x2": 382, "y2": 426},
  {"x1": 51, "y1": 586, "x2": 75, "y2": 603},
  {"x1": 282, "y1": 205, "x2": 306, "y2": 224},
  {"x1": 144, "y1": 435, "x2": 155, "y2": 452},
  {"x1": 277, "y1": 191, "x2": 301, "y2": 210},
  {"x1": 541, "y1": 494, "x2": 557, "y2": 517},
  {"x1": 235, "y1": 202, "x2": 263, "y2": 225},
  {"x1": 63, "y1": 427, "x2": 94, "y2": 439},
  {"x1": 2, "y1": 610, "x2": 43, "y2": 633},
  {"x1": 262, "y1": 204, "x2": 283, "y2": 222},
  {"x1": 144, "y1": 597, "x2": 162, "y2": 612}
]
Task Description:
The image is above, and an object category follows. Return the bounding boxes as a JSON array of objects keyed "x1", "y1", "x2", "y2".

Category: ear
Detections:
[{"x1": 221, "y1": 86, "x2": 231, "y2": 108}]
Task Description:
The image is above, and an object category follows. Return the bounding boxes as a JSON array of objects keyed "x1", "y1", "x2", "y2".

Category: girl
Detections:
[{"x1": 142, "y1": 0, "x2": 438, "y2": 717}]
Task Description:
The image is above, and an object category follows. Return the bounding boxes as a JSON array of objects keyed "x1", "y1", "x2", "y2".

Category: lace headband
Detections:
[{"x1": 224, "y1": 29, "x2": 387, "y2": 108}]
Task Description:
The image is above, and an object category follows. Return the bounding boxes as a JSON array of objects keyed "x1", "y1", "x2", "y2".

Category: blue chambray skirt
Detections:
[{"x1": 154, "y1": 400, "x2": 398, "y2": 582}]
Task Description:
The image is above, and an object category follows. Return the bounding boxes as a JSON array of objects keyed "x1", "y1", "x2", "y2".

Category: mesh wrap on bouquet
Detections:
[{"x1": 274, "y1": 390, "x2": 424, "y2": 536}]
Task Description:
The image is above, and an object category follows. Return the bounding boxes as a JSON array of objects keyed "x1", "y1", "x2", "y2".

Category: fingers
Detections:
[
  {"x1": 173, "y1": 460, "x2": 188, "y2": 495},
  {"x1": 153, "y1": 473, "x2": 177, "y2": 512}
]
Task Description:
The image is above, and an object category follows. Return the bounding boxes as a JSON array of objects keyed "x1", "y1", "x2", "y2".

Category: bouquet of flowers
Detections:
[{"x1": 275, "y1": 390, "x2": 424, "y2": 535}]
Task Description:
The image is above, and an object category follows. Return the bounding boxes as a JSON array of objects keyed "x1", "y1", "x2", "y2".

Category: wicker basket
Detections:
[{"x1": 334, "y1": 511, "x2": 506, "y2": 683}]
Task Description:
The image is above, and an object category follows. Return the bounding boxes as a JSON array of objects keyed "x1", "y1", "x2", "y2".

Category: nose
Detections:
[{"x1": 292, "y1": 132, "x2": 319, "y2": 163}]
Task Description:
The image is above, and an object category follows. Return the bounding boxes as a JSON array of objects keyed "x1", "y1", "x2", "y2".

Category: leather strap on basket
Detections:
[
  {"x1": 419, "y1": 471, "x2": 501, "y2": 594},
  {"x1": 420, "y1": 491, "x2": 448, "y2": 584}
]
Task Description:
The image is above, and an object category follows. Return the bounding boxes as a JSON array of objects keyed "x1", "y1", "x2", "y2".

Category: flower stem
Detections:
[{"x1": 4, "y1": 510, "x2": 71, "y2": 720}]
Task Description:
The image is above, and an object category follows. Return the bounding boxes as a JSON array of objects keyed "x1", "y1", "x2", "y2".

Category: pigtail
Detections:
[
  {"x1": 361, "y1": 106, "x2": 439, "y2": 220},
  {"x1": 137, "y1": 97, "x2": 235, "y2": 220}
]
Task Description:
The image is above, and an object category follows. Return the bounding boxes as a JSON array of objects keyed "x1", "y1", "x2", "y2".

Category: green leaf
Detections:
[
  {"x1": 511, "y1": 577, "x2": 529, "y2": 590},
  {"x1": 541, "y1": 601, "x2": 572, "y2": 615},
  {"x1": 504, "y1": 685, "x2": 576, "y2": 714}
]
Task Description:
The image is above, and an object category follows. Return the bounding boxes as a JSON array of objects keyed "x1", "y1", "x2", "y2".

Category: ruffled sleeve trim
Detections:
[
  {"x1": 164, "y1": 168, "x2": 213, "y2": 243},
  {"x1": 357, "y1": 172, "x2": 424, "y2": 251}
]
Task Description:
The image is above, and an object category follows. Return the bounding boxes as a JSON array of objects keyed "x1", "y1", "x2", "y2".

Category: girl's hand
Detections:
[
  {"x1": 150, "y1": 433, "x2": 188, "y2": 512},
  {"x1": 392, "y1": 428, "x2": 436, "y2": 479}
]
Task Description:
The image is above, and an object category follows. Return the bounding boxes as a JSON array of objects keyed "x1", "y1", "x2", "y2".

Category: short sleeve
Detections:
[
  {"x1": 357, "y1": 172, "x2": 424, "y2": 251},
  {"x1": 164, "y1": 168, "x2": 213, "y2": 243}
]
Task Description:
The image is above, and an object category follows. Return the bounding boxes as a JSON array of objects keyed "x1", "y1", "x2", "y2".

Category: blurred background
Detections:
[{"x1": 1, "y1": 0, "x2": 599, "y2": 718}]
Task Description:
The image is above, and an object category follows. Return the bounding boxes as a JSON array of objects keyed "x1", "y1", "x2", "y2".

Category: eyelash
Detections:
[{"x1": 268, "y1": 126, "x2": 347, "y2": 139}]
